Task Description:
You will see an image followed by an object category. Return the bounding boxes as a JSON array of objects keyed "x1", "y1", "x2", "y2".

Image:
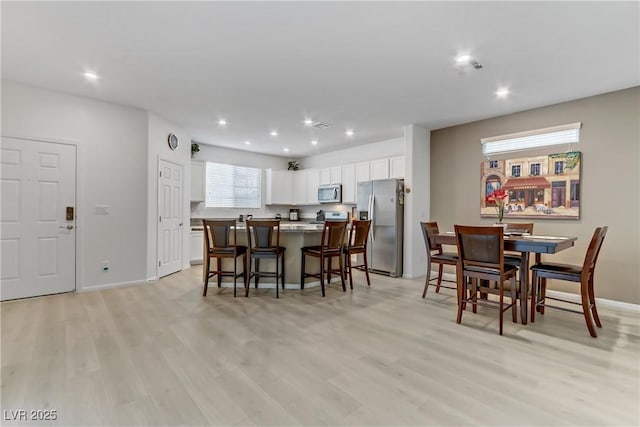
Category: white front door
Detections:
[
  {"x1": 1, "y1": 137, "x2": 76, "y2": 301},
  {"x1": 157, "y1": 159, "x2": 183, "y2": 277}
]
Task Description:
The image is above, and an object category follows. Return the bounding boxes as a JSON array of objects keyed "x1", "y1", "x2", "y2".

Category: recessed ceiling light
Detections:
[
  {"x1": 304, "y1": 118, "x2": 313, "y2": 126},
  {"x1": 83, "y1": 71, "x2": 99, "y2": 81},
  {"x1": 244, "y1": 140, "x2": 251, "y2": 145},
  {"x1": 270, "y1": 130, "x2": 278, "y2": 137},
  {"x1": 455, "y1": 54, "x2": 472, "y2": 63},
  {"x1": 311, "y1": 140, "x2": 318, "y2": 145},
  {"x1": 283, "y1": 148, "x2": 289, "y2": 152},
  {"x1": 496, "y1": 88, "x2": 510, "y2": 98},
  {"x1": 218, "y1": 118, "x2": 227, "y2": 126},
  {"x1": 345, "y1": 129, "x2": 354, "y2": 137}
]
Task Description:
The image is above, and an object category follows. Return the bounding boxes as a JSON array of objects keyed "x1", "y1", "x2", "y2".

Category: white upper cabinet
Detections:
[
  {"x1": 292, "y1": 169, "x2": 307, "y2": 204},
  {"x1": 319, "y1": 167, "x2": 331, "y2": 185},
  {"x1": 265, "y1": 169, "x2": 293, "y2": 205},
  {"x1": 320, "y1": 166, "x2": 342, "y2": 185},
  {"x1": 369, "y1": 158, "x2": 389, "y2": 181},
  {"x1": 306, "y1": 168, "x2": 320, "y2": 204},
  {"x1": 389, "y1": 156, "x2": 405, "y2": 179},
  {"x1": 190, "y1": 161, "x2": 205, "y2": 202},
  {"x1": 356, "y1": 162, "x2": 370, "y2": 183},
  {"x1": 341, "y1": 164, "x2": 356, "y2": 204}
]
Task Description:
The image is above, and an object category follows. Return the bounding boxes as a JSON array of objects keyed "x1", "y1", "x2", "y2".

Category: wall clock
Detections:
[{"x1": 167, "y1": 133, "x2": 179, "y2": 151}]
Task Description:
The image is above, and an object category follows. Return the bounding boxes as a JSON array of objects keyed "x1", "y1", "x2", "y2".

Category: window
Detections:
[
  {"x1": 489, "y1": 160, "x2": 499, "y2": 168},
  {"x1": 511, "y1": 165, "x2": 521, "y2": 177},
  {"x1": 481, "y1": 122, "x2": 581, "y2": 155},
  {"x1": 554, "y1": 161, "x2": 564, "y2": 175},
  {"x1": 530, "y1": 163, "x2": 540, "y2": 176},
  {"x1": 205, "y1": 162, "x2": 261, "y2": 208}
]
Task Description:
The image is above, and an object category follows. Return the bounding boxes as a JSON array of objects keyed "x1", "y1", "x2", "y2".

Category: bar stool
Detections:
[
  {"x1": 343, "y1": 219, "x2": 372, "y2": 289},
  {"x1": 420, "y1": 221, "x2": 458, "y2": 297},
  {"x1": 246, "y1": 219, "x2": 286, "y2": 298},
  {"x1": 202, "y1": 219, "x2": 248, "y2": 297},
  {"x1": 301, "y1": 220, "x2": 348, "y2": 297}
]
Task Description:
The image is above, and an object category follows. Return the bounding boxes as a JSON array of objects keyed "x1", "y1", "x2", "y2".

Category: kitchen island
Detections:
[{"x1": 192, "y1": 222, "x2": 343, "y2": 290}]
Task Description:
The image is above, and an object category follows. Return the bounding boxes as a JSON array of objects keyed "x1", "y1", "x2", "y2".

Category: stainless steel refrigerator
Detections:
[{"x1": 357, "y1": 178, "x2": 404, "y2": 277}]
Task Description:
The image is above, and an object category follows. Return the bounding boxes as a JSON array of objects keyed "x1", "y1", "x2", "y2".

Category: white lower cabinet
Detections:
[{"x1": 190, "y1": 230, "x2": 203, "y2": 264}]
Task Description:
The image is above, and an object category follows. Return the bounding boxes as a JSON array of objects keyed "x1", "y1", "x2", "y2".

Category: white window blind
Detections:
[
  {"x1": 205, "y1": 162, "x2": 261, "y2": 208},
  {"x1": 481, "y1": 122, "x2": 581, "y2": 155}
]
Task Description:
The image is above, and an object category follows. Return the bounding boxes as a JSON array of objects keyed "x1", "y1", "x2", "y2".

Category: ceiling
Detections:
[{"x1": 2, "y1": 2, "x2": 638, "y2": 157}]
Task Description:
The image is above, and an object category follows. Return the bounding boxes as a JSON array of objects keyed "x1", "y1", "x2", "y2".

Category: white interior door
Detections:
[
  {"x1": 157, "y1": 159, "x2": 183, "y2": 277},
  {"x1": 1, "y1": 137, "x2": 76, "y2": 301}
]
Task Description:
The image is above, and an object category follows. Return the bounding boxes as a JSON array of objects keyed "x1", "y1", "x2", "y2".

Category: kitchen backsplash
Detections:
[{"x1": 190, "y1": 202, "x2": 353, "y2": 220}]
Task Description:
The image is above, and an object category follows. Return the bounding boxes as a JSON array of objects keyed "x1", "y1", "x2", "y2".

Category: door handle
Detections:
[
  {"x1": 370, "y1": 194, "x2": 375, "y2": 242},
  {"x1": 59, "y1": 225, "x2": 74, "y2": 230}
]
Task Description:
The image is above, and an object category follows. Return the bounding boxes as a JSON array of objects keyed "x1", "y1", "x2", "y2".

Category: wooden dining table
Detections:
[{"x1": 432, "y1": 232, "x2": 578, "y2": 324}]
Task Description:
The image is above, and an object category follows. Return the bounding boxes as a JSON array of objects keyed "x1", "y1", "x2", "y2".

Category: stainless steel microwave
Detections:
[{"x1": 318, "y1": 184, "x2": 342, "y2": 204}]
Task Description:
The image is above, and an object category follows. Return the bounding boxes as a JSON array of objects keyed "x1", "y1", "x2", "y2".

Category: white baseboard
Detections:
[
  {"x1": 147, "y1": 276, "x2": 158, "y2": 283},
  {"x1": 431, "y1": 271, "x2": 640, "y2": 313},
  {"x1": 79, "y1": 279, "x2": 150, "y2": 292}
]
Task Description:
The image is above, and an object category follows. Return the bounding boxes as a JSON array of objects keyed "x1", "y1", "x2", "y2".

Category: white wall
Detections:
[
  {"x1": 147, "y1": 113, "x2": 191, "y2": 279},
  {"x1": 1, "y1": 80, "x2": 149, "y2": 289},
  {"x1": 300, "y1": 137, "x2": 404, "y2": 168},
  {"x1": 190, "y1": 144, "x2": 289, "y2": 219}
]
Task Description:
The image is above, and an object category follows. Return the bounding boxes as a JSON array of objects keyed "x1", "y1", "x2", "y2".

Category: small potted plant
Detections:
[
  {"x1": 191, "y1": 142, "x2": 200, "y2": 158},
  {"x1": 287, "y1": 160, "x2": 300, "y2": 171}
]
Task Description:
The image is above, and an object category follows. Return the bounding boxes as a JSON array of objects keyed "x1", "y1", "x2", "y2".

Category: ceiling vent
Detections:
[{"x1": 312, "y1": 121, "x2": 331, "y2": 129}]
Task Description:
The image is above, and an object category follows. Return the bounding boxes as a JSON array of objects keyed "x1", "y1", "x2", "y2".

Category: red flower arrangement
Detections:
[{"x1": 486, "y1": 188, "x2": 508, "y2": 223}]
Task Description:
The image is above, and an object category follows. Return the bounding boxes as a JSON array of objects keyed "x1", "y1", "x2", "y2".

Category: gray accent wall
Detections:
[{"x1": 431, "y1": 86, "x2": 639, "y2": 305}]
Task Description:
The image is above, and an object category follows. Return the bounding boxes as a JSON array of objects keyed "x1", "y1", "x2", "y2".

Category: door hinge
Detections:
[
  {"x1": 159, "y1": 260, "x2": 161, "y2": 267},
  {"x1": 159, "y1": 216, "x2": 162, "y2": 222},
  {"x1": 159, "y1": 171, "x2": 162, "y2": 177}
]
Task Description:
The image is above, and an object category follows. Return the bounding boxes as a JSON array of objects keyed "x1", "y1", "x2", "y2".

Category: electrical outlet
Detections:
[{"x1": 102, "y1": 261, "x2": 110, "y2": 272}]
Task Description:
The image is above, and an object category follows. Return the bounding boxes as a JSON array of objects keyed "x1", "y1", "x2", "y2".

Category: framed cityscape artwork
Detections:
[{"x1": 481, "y1": 151, "x2": 581, "y2": 220}]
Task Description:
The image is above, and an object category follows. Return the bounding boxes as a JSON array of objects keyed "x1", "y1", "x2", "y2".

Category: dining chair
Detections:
[
  {"x1": 246, "y1": 219, "x2": 286, "y2": 298},
  {"x1": 420, "y1": 221, "x2": 458, "y2": 298},
  {"x1": 301, "y1": 220, "x2": 348, "y2": 297},
  {"x1": 454, "y1": 225, "x2": 518, "y2": 335},
  {"x1": 343, "y1": 219, "x2": 372, "y2": 289},
  {"x1": 202, "y1": 219, "x2": 248, "y2": 297},
  {"x1": 530, "y1": 226, "x2": 608, "y2": 337}
]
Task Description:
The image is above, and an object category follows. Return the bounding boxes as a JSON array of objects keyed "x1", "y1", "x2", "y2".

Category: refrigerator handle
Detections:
[{"x1": 370, "y1": 193, "x2": 375, "y2": 241}]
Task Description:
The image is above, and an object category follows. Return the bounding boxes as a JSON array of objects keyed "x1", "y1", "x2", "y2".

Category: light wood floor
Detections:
[{"x1": 2, "y1": 268, "x2": 639, "y2": 426}]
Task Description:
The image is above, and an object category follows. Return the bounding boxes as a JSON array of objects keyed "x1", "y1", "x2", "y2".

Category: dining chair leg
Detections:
[
  {"x1": 254, "y1": 259, "x2": 260, "y2": 288},
  {"x1": 588, "y1": 276, "x2": 602, "y2": 327},
  {"x1": 539, "y1": 278, "x2": 547, "y2": 314},
  {"x1": 456, "y1": 273, "x2": 466, "y2": 324},
  {"x1": 436, "y1": 264, "x2": 444, "y2": 293},
  {"x1": 327, "y1": 256, "x2": 332, "y2": 284},
  {"x1": 530, "y1": 271, "x2": 538, "y2": 323},
  {"x1": 275, "y1": 256, "x2": 280, "y2": 299},
  {"x1": 244, "y1": 253, "x2": 249, "y2": 298},
  {"x1": 422, "y1": 261, "x2": 432, "y2": 298},
  {"x1": 499, "y1": 281, "x2": 504, "y2": 336},
  {"x1": 300, "y1": 252, "x2": 306, "y2": 290},
  {"x1": 581, "y1": 280, "x2": 597, "y2": 338},
  {"x1": 319, "y1": 255, "x2": 325, "y2": 297},
  {"x1": 217, "y1": 259, "x2": 222, "y2": 288},
  {"x1": 510, "y1": 276, "x2": 517, "y2": 323},
  {"x1": 363, "y1": 251, "x2": 371, "y2": 286},
  {"x1": 232, "y1": 257, "x2": 237, "y2": 298},
  {"x1": 346, "y1": 254, "x2": 354, "y2": 290},
  {"x1": 281, "y1": 253, "x2": 286, "y2": 290},
  {"x1": 471, "y1": 278, "x2": 478, "y2": 314},
  {"x1": 339, "y1": 254, "x2": 346, "y2": 292}
]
